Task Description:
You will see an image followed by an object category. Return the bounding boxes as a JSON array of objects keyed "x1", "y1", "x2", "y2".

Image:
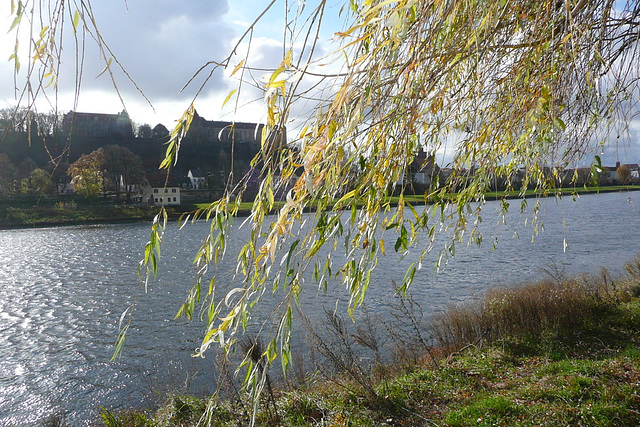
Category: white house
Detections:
[
  {"x1": 187, "y1": 169, "x2": 206, "y2": 189},
  {"x1": 140, "y1": 172, "x2": 181, "y2": 205}
]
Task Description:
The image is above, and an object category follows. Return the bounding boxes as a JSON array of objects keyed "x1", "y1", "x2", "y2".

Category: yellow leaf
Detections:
[
  {"x1": 298, "y1": 124, "x2": 310, "y2": 139},
  {"x1": 265, "y1": 79, "x2": 286, "y2": 89},
  {"x1": 219, "y1": 309, "x2": 238, "y2": 323},
  {"x1": 335, "y1": 189, "x2": 357, "y2": 208},
  {"x1": 96, "y1": 57, "x2": 113, "y2": 78},
  {"x1": 73, "y1": 10, "x2": 80, "y2": 31},
  {"x1": 230, "y1": 59, "x2": 245, "y2": 77},
  {"x1": 221, "y1": 89, "x2": 238, "y2": 109},
  {"x1": 269, "y1": 66, "x2": 285, "y2": 85},
  {"x1": 284, "y1": 49, "x2": 292, "y2": 67}
]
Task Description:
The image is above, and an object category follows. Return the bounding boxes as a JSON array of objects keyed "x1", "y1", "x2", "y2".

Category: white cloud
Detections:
[
  {"x1": 0, "y1": 0, "x2": 237, "y2": 125},
  {"x1": 0, "y1": 0, "x2": 347, "y2": 130}
]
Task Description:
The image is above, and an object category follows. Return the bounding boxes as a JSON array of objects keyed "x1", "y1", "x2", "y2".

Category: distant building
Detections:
[
  {"x1": 62, "y1": 110, "x2": 133, "y2": 138},
  {"x1": 623, "y1": 163, "x2": 640, "y2": 179},
  {"x1": 140, "y1": 172, "x2": 181, "y2": 205},
  {"x1": 410, "y1": 151, "x2": 439, "y2": 186},
  {"x1": 151, "y1": 123, "x2": 170, "y2": 140},
  {"x1": 186, "y1": 110, "x2": 286, "y2": 146},
  {"x1": 187, "y1": 169, "x2": 206, "y2": 189},
  {"x1": 187, "y1": 111, "x2": 260, "y2": 144}
]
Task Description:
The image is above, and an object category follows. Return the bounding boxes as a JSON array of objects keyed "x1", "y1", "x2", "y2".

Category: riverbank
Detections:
[
  {"x1": 99, "y1": 256, "x2": 640, "y2": 426},
  {"x1": 2, "y1": 185, "x2": 639, "y2": 230},
  {"x1": 0, "y1": 196, "x2": 191, "y2": 229}
]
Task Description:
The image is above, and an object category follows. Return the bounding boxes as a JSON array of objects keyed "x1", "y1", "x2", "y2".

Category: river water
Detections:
[{"x1": 1, "y1": 191, "x2": 639, "y2": 425}]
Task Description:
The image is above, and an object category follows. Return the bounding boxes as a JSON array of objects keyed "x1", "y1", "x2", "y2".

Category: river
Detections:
[{"x1": 1, "y1": 191, "x2": 639, "y2": 425}]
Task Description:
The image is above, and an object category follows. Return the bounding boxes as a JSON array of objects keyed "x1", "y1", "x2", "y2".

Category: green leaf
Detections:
[
  {"x1": 72, "y1": 10, "x2": 80, "y2": 31},
  {"x1": 9, "y1": 1, "x2": 22, "y2": 33}
]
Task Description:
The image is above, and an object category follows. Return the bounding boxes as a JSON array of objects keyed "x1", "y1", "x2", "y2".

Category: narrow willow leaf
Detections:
[
  {"x1": 72, "y1": 10, "x2": 80, "y2": 31},
  {"x1": 222, "y1": 89, "x2": 238, "y2": 109},
  {"x1": 230, "y1": 59, "x2": 245, "y2": 76},
  {"x1": 96, "y1": 57, "x2": 113, "y2": 79},
  {"x1": 9, "y1": 2, "x2": 22, "y2": 32}
]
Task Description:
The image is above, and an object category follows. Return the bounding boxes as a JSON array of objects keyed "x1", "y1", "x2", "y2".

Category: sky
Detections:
[
  {"x1": 1, "y1": 1, "x2": 639, "y2": 166},
  {"x1": 0, "y1": 0, "x2": 345, "y2": 129}
]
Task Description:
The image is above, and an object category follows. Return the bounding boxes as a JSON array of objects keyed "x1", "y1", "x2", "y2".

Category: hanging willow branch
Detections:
[
  {"x1": 176, "y1": 0, "x2": 640, "y2": 367},
  {"x1": 9, "y1": 0, "x2": 640, "y2": 416}
]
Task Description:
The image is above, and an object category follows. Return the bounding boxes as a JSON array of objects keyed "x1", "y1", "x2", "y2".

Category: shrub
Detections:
[{"x1": 429, "y1": 265, "x2": 637, "y2": 350}]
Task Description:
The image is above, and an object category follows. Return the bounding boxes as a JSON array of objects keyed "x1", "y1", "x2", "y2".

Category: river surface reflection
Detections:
[{"x1": 0, "y1": 191, "x2": 639, "y2": 425}]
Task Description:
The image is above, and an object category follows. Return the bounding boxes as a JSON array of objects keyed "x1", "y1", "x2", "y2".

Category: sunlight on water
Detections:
[{"x1": 0, "y1": 192, "x2": 639, "y2": 424}]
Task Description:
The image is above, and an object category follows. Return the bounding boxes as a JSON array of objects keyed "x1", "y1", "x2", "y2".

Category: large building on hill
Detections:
[
  {"x1": 186, "y1": 110, "x2": 271, "y2": 144},
  {"x1": 172, "y1": 110, "x2": 287, "y2": 179},
  {"x1": 62, "y1": 110, "x2": 133, "y2": 139},
  {"x1": 186, "y1": 110, "x2": 288, "y2": 148}
]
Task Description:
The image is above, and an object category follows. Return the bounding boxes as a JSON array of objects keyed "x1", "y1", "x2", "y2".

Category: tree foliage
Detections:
[
  {"x1": 68, "y1": 150, "x2": 105, "y2": 198},
  {"x1": 100, "y1": 145, "x2": 145, "y2": 202},
  {"x1": 0, "y1": 153, "x2": 18, "y2": 194},
  {"x1": 8, "y1": 0, "x2": 640, "y2": 412},
  {"x1": 137, "y1": 124, "x2": 152, "y2": 139},
  {"x1": 67, "y1": 145, "x2": 144, "y2": 200},
  {"x1": 617, "y1": 163, "x2": 632, "y2": 184},
  {"x1": 163, "y1": 0, "x2": 640, "y2": 364},
  {"x1": 24, "y1": 167, "x2": 55, "y2": 194}
]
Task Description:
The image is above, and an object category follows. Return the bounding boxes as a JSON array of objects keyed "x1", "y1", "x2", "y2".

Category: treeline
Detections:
[{"x1": 0, "y1": 110, "x2": 163, "y2": 198}]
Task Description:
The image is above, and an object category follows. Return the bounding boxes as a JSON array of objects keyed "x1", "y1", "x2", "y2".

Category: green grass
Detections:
[{"x1": 0, "y1": 198, "x2": 190, "y2": 228}]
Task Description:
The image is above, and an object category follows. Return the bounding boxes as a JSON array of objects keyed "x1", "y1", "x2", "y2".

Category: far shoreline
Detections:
[{"x1": 1, "y1": 185, "x2": 639, "y2": 231}]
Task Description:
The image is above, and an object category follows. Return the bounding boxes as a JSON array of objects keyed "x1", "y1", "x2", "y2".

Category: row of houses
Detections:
[
  {"x1": 124, "y1": 168, "x2": 297, "y2": 207},
  {"x1": 106, "y1": 159, "x2": 640, "y2": 208}
]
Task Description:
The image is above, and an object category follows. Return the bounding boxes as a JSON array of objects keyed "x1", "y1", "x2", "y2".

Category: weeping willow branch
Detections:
[{"x1": 8, "y1": 0, "x2": 640, "y2": 421}]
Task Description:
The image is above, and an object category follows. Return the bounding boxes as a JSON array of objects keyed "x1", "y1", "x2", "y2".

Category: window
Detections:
[
  {"x1": 153, "y1": 189, "x2": 158, "y2": 193},
  {"x1": 172, "y1": 188, "x2": 176, "y2": 193},
  {"x1": 164, "y1": 189, "x2": 168, "y2": 193}
]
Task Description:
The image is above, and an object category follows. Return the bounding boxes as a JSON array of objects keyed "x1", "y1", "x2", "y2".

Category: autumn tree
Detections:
[
  {"x1": 68, "y1": 150, "x2": 106, "y2": 199},
  {"x1": 154, "y1": 0, "x2": 640, "y2": 367},
  {"x1": 67, "y1": 146, "x2": 144, "y2": 201},
  {"x1": 24, "y1": 168, "x2": 55, "y2": 195},
  {"x1": 617, "y1": 164, "x2": 632, "y2": 184}
]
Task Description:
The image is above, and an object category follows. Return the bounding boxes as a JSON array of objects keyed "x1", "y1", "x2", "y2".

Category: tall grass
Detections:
[{"x1": 430, "y1": 255, "x2": 640, "y2": 350}]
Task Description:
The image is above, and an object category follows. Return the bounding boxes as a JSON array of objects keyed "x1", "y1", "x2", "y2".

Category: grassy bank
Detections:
[
  {"x1": 98, "y1": 256, "x2": 640, "y2": 426},
  {"x1": 0, "y1": 196, "x2": 197, "y2": 229}
]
